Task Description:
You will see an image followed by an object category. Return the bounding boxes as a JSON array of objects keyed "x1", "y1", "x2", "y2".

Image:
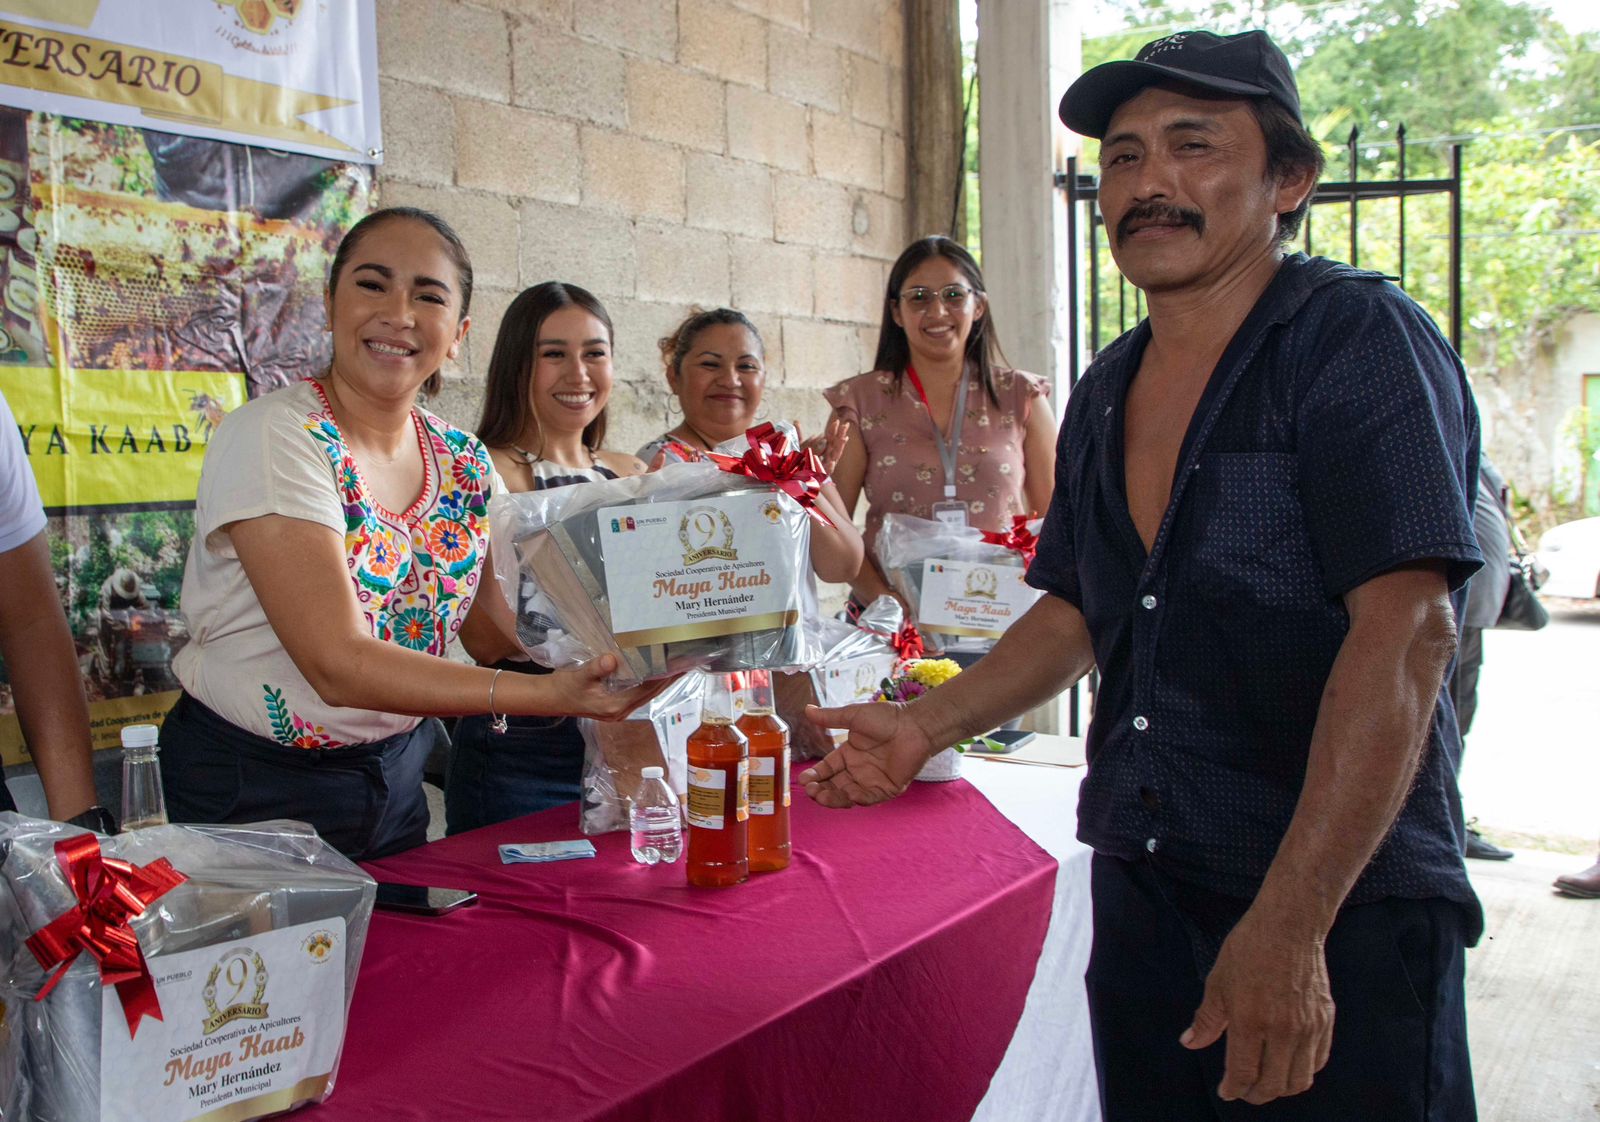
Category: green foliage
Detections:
[
  {"x1": 1071, "y1": 0, "x2": 1600, "y2": 519},
  {"x1": 1291, "y1": 0, "x2": 1544, "y2": 138},
  {"x1": 67, "y1": 511, "x2": 194, "y2": 629}
]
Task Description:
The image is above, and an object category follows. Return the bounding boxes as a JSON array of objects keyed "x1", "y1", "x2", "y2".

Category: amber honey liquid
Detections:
[
  {"x1": 738, "y1": 712, "x2": 791, "y2": 873},
  {"x1": 686, "y1": 718, "x2": 749, "y2": 887}
]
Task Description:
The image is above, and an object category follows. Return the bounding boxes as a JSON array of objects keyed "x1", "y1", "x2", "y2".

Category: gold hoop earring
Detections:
[{"x1": 665, "y1": 395, "x2": 682, "y2": 419}]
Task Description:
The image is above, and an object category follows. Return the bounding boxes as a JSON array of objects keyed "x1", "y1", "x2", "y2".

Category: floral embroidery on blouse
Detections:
[
  {"x1": 265, "y1": 385, "x2": 491, "y2": 748},
  {"x1": 264, "y1": 685, "x2": 337, "y2": 749}
]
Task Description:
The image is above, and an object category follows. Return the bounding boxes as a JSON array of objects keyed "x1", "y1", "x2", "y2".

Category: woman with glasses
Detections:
[{"x1": 825, "y1": 236, "x2": 1057, "y2": 618}]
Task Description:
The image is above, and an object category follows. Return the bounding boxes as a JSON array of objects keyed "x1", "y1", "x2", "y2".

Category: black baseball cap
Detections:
[{"x1": 1059, "y1": 30, "x2": 1301, "y2": 139}]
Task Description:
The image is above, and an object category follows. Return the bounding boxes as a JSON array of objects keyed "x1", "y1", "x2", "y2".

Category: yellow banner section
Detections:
[
  {"x1": 0, "y1": 688, "x2": 178, "y2": 765},
  {"x1": 0, "y1": 20, "x2": 354, "y2": 152},
  {"x1": 0, "y1": 366, "x2": 246, "y2": 509},
  {"x1": 4, "y1": 0, "x2": 99, "y2": 28}
]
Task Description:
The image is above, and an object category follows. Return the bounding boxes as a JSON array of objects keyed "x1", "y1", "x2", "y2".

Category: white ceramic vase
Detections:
[{"x1": 914, "y1": 746, "x2": 963, "y2": 782}]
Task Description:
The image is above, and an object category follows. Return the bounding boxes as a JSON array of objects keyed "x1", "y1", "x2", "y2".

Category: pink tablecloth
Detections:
[{"x1": 301, "y1": 778, "x2": 1057, "y2": 1122}]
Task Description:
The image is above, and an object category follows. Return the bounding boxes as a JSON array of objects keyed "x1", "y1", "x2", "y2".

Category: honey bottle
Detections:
[
  {"x1": 736, "y1": 670, "x2": 791, "y2": 873},
  {"x1": 686, "y1": 674, "x2": 749, "y2": 887}
]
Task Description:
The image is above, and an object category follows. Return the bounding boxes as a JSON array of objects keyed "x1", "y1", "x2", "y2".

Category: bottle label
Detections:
[
  {"x1": 782, "y1": 747, "x2": 791, "y2": 807},
  {"x1": 687, "y1": 765, "x2": 728, "y2": 830},
  {"x1": 749, "y1": 756, "x2": 775, "y2": 816},
  {"x1": 736, "y1": 758, "x2": 749, "y2": 823}
]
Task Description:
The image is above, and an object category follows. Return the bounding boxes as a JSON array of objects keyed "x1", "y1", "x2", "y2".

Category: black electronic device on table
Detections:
[
  {"x1": 969, "y1": 728, "x2": 1037, "y2": 754},
  {"x1": 374, "y1": 882, "x2": 479, "y2": 916}
]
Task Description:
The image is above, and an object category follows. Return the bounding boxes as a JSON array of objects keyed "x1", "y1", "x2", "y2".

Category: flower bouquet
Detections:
[{"x1": 876, "y1": 658, "x2": 1001, "y2": 781}]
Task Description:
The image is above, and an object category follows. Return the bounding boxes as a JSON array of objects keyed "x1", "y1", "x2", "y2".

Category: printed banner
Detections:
[
  {"x1": 0, "y1": 105, "x2": 371, "y2": 765},
  {"x1": 0, "y1": 0, "x2": 381, "y2": 163},
  {"x1": 813, "y1": 652, "x2": 898, "y2": 709},
  {"x1": 916, "y1": 558, "x2": 1043, "y2": 640},
  {"x1": 101, "y1": 917, "x2": 347, "y2": 1122},
  {"x1": 600, "y1": 492, "x2": 805, "y2": 648}
]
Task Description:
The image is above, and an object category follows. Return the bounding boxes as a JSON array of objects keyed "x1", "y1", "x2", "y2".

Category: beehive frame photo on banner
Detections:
[{"x1": 0, "y1": 0, "x2": 379, "y2": 766}]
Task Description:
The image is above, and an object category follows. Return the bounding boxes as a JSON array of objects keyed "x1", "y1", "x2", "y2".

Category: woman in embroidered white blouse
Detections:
[{"x1": 159, "y1": 207, "x2": 659, "y2": 859}]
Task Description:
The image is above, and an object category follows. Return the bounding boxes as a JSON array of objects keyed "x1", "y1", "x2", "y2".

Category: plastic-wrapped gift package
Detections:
[
  {"x1": 874, "y1": 513, "x2": 1045, "y2": 654},
  {"x1": 491, "y1": 458, "x2": 822, "y2": 687},
  {"x1": 0, "y1": 814, "x2": 376, "y2": 1122},
  {"x1": 578, "y1": 672, "x2": 706, "y2": 835},
  {"x1": 774, "y1": 596, "x2": 907, "y2": 759}
]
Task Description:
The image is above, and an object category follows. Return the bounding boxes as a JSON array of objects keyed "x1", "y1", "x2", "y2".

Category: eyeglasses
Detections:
[{"x1": 896, "y1": 284, "x2": 980, "y2": 311}]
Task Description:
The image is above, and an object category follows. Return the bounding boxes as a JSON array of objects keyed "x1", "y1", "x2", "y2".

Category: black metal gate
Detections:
[
  {"x1": 1050, "y1": 129, "x2": 1464, "y2": 736},
  {"x1": 1060, "y1": 128, "x2": 1465, "y2": 383}
]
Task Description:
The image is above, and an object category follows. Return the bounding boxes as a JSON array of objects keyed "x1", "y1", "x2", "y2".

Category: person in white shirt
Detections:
[{"x1": 0, "y1": 386, "x2": 104, "y2": 830}]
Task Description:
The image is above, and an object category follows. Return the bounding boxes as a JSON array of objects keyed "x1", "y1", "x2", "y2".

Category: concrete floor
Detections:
[
  {"x1": 1459, "y1": 599, "x2": 1600, "y2": 849},
  {"x1": 1467, "y1": 848, "x2": 1600, "y2": 1121},
  {"x1": 1443, "y1": 597, "x2": 1600, "y2": 1120}
]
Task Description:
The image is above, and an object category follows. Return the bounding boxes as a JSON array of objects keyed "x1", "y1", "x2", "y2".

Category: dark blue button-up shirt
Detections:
[{"x1": 1027, "y1": 255, "x2": 1483, "y2": 934}]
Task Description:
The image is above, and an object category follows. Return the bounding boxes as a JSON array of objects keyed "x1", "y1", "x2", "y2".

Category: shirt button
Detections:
[
  {"x1": 1133, "y1": 715, "x2": 1149, "y2": 731},
  {"x1": 1145, "y1": 838, "x2": 1159, "y2": 853},
  {"x1": 1141, "y1": 594, "x2": 1157, "y2": 610}
]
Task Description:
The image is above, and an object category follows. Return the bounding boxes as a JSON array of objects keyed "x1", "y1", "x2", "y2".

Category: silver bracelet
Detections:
[{"x1": 488, "y1": 668, "x2": 508, "y2": 734}]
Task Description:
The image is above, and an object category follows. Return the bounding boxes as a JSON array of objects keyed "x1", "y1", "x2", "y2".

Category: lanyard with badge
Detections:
[{"x1": 906, "y1": 364, "x2": 970, "y2": 527}]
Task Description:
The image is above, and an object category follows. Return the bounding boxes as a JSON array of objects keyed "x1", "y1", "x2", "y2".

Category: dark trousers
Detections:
[
  {"x1": 1086, "y1": 853, "x2": 1476, "y2": 1122},
  {"x1": 158, "y1": 691, "x2": 436, "y2": 861},
  {"x1": 0, "y1": 779, "x2": 15, "y2": 813},
  {"x1": 444, "y1": 711, "x2": 583, "y2": 835},
  {"x1": 1450, "y1": 625, "x2": 1484, "y2": 747}
]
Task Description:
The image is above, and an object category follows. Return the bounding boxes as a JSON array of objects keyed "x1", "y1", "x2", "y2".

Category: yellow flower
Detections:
[{"x1": 907, "y1": 658, "x2": 962, "y2": 688}]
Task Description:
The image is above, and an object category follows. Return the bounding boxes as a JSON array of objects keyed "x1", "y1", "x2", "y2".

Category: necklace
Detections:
[
  {"x1": 675, "y1": 422, "x2": 721, "y2": 452},
  {"x1": 509, "y1": 441, "x2": 599, "y2": 468}
]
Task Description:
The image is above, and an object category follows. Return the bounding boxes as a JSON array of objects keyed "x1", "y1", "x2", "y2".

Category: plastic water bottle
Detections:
[
  {"x1": 119, "y1": 724, "x2": 169, "y2": 831},
  {"x1": 630, "y1": 766, "x2": 683, "y2": 865}
]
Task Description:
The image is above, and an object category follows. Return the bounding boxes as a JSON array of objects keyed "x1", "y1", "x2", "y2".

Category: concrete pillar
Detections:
[
  {"x1": 976, "y1": 0, "x2": 1083, "y2": 389},
  {"x1": 905, "y1": 0, "x2": 966, "y2": 242},
  {"x1": 976, "y1": 0, "x2": 1085, "y2": 734}
]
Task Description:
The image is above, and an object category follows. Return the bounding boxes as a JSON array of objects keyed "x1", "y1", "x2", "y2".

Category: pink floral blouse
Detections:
[{"x1": 824, "y1": 367, "x2": 1049, "y2": 552}]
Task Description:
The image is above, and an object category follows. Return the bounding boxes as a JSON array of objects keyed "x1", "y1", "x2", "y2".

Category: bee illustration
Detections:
[{"x1": 185, "y1": 391, "x2": 227, "y2": 440}]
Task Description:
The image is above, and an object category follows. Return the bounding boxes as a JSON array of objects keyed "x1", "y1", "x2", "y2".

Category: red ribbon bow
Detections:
[
  {"x1": 890, "y1": 621, "x2": 925, "y2": 664},
  {"x1": 26, "y1": 833, "x2": 188, "y2": 1037},
  {"x1": 703, "y1": 422, "x2": 836, "y2": 528},
  {"x1": 979, "y1": 515, "x2": 1040, "y2": 568}
]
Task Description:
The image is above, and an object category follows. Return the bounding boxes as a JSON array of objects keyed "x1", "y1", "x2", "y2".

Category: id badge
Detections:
[{"x1": 932, "y1": 499, "x2": 969, "y2": 527}]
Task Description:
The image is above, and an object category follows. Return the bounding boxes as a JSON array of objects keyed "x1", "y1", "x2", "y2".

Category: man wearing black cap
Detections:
[{"x1": 803, "y1": 28, "x2": 1482, "y2": 1120}]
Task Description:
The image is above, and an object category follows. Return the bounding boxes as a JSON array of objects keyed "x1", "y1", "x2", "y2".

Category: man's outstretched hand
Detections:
[{"x1": 799, "y1": 702, "x2": 937, "y2": 808}]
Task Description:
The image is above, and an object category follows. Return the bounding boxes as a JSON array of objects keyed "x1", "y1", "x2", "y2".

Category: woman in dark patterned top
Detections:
[{"x1": 446, "y1": 282, "x2": 646, "y2": 833}]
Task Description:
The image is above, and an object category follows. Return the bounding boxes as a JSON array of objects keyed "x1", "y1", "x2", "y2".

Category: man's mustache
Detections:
[{"x1": 1115, "y1": 204, "x2": 1205, "y2": 244}]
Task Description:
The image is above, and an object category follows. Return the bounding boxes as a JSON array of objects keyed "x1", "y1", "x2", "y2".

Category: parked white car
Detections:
[{"x1": 1535, "y1": 517, "x2": 1600, "y2": 600}]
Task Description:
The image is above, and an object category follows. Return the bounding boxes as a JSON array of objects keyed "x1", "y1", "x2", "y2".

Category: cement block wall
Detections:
[{"x1": 374, "y1": 0, "x2": 909, "y2": 458}]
